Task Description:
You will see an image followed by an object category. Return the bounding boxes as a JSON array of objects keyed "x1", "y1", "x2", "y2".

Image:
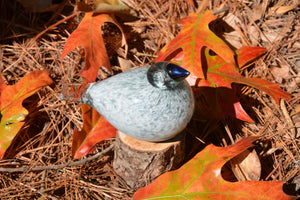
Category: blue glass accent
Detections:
[{"x1": 166, "y1": 63, "x2": 190, "y2": 81}]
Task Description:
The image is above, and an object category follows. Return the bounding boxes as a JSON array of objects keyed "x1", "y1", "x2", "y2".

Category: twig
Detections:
[
  {"x1": 0, "y1": 144, "x2": 114, "y2": 173},
  {"x1": 212, "y1": 7, "x2": 229, "y2": 15}
]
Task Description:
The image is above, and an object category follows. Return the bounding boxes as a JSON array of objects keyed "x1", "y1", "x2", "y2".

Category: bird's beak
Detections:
[{"x1": 166, "y1": 63, "x2": 190, "y2": 81}]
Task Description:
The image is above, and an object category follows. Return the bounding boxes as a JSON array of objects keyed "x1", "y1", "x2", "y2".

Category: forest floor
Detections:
[{"x1": 0, "y1": 0, "x2": 299, "y2": 199}]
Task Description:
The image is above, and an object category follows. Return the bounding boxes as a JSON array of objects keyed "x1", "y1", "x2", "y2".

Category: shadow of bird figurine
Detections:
[{"x1": 79, "y1": 62, "x2": 195, "y2": 142}]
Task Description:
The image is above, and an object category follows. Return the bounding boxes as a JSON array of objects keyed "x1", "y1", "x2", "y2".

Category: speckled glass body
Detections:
[{"x1": 82, "y1": 64, "x2": 195, "y2": 142}]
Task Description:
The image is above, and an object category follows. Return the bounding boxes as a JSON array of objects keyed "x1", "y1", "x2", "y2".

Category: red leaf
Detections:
[
  {"x1": 62, "y1": 12, "x2": 125, "y2": 83},
  {"x1": 72, "y1": 104, "x2": 116, "y2": 159},
  {"x1": 0, "y1": 70, "x2": 53, "y2": 159},
  {"x1": 157, "y1": 10, "x2": 236, "y2": 79},
  {"x1": 202, "y1": 47, "x2": 291, "y2": 104},
  {"x1": 192, "y1": 46, "x2": 290, "y2": 120},
  {"x1": 235, "y1": 77, "x2": 291, "y2": 104},
  {"x1": 134, "y1": 137, "x2": 296, "y2": 200},
  {"x1": 237, "y1": 46, "x2": 267, "y2": 67}
]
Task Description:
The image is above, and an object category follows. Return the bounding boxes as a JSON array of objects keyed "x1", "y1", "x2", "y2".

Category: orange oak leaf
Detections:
[
  {"x1": 134, "y1": 137, "x2": 296, "y2": 200},
  {"x1": 0, "y1": 70, "x2": 53, "y2": 159},
  {"x1": 72, "y1": 104, "x2": 116, "y2": 159},
  {"x1": 62, "y1": 12, "x2": 125, "y2": 83},
  {"x1": 156, "y1": 10, "x2": 236, "y2": 79},
  {"x1": 0, "y1": 75, "x2": 6, "y2": 91},
  {"x1": 237, "y1": 46, "x2": 267, "y2": 67},
  {"x1": 198, "y1": 46, "x2": 266, "y2": 88},
  {"x1": 200, "y1": 46, "x2": 291, "y2": 104},
  {"x1": 177, "y1": 46, "x2": 290, "y2": 121}
]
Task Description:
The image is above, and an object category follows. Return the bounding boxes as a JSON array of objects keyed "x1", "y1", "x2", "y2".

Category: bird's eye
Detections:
[{"x1": 151, "y1": 71, "x2": 166, "y2": 87}]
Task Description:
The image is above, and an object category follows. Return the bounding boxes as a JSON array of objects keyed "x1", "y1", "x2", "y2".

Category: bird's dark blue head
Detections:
[{"x1": 147, "y1": 62, "x2": 190, "y2": 89}]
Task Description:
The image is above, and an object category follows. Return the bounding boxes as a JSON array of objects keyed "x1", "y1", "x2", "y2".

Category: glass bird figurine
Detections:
[{"x1": 65, "y1": 62, "x2": 195, "y2": 142}]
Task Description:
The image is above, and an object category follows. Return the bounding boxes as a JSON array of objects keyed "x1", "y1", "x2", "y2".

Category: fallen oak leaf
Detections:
[
  {"x1": 62, "y1": 12, "x2": 126, "y2": 83},
  {"x1": 237, "y1": 46, "x2": 267, "y2": 68},
  {"x1": 134, "y1": 137, "x2": 296, "y2": 200},
  {"x1": 72, "y1": 104, "x2": 116, "y2": 159},
  {"x1": 158, "y1": 12, "x2": 289, "y2": 120},
  {"x1": 198, "y1": 46, "x2": 267, "y2": 88},
  {"x1": 157, "y1": 10, "x2": 236, "y2": 79},
  {"x1": 234, "y1": 77, "x2": 291, "y2": 104},
  {"x1": 0, "y1": 70, "x2": 53, "y2": 159},
  {"x1": 189, "y1": 46, "x2": 290, "y2": 121},
  {"x1": 201, "y1": 46, "x2": 291, "y2": 104}
]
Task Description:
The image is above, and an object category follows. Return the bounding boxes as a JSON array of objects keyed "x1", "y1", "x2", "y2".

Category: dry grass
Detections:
[{"x1": 0, "y1": 0, "x2": 299, "y2": 199}]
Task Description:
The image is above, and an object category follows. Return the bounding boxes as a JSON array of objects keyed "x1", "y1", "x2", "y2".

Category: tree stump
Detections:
[{"x1": 113, "y1": 130, "x2": 186, "y2": 190}]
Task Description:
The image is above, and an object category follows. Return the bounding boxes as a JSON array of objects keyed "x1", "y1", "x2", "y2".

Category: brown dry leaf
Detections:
[
  {"x1": 95, "y1": 0, "x2": 137, "y2": 17},
  {"x1": 230, "y1": 149, "x2": 261, "y2": 181},
  {"x1": 251, "y1": 2, "x2": 268, "y2": 21},
  {"x1": 222, "y1": 13, "x2": 245, "y2": 49},
  {"x1": 292, "y1": 104, "x2": 300, "y2": 115},
  {"x1": 274, "y1": 6, "x2": 295, "y2": 15},
  {"x1": 270, "y1": 64, "x2": 290, "y2": 84},
  {"x1": 118, "y1": 57, "x2": 133, "y2": 72},
  {"x1": 76, "y1": 0, "x2": 137, "y2": 17}
]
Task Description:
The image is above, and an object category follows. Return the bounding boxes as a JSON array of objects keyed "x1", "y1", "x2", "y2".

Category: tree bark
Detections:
[{"x1": 113, "y1": 130, "x2": 186, "y2": 190}]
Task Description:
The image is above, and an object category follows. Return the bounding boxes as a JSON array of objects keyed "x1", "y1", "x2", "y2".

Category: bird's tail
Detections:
[{"x1": 60, "y1": 82, "x2": 90, "y2": 104}]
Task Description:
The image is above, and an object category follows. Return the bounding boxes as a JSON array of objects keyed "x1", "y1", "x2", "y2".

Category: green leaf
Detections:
[
  {"x1": 157, "y1": 10, "x2": 236, "y2": 79},
  {"x1": 134, "y1": 137, "x2": 296, "y2": 200},
  {"x1": 0, "y1": 70, "x2": 53, "y2": 159}
]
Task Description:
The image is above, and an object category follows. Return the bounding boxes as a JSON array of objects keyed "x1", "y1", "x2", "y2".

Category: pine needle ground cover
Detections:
[{"x1": 0, "y1": 0, "x2": 299, "y2": 199}]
